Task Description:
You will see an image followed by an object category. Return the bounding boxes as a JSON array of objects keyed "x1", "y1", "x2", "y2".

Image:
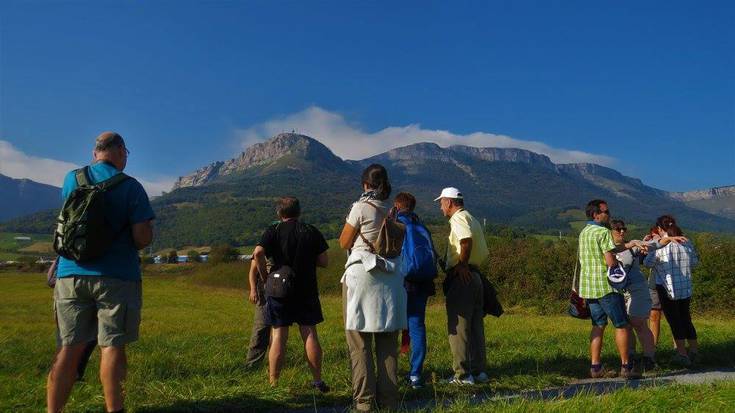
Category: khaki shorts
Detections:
[{"x1": 54, "y1": 276, "x2": 142, "y2": 347}]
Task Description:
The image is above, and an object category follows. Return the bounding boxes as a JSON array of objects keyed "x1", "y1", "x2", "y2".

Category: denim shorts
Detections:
[{"x1": 587, "y1": 292, "x2": 629, "y2": 328}]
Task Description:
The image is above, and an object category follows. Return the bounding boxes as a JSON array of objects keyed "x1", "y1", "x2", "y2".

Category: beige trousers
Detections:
[{"x1": 343, "y1": 283, "x2": 400, "y2": 412}]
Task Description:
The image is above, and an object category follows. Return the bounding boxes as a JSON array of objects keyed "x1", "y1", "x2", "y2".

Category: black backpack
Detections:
[
  {"x1": 264, "y1": 222, "x2": 311, "y2": 299},
  {"x1": 53, "y1": 166, "x2": 130, "y2": 262}
]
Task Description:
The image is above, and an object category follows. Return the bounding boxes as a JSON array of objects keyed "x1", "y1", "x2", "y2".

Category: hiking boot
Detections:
[
  {"x1": 620, "y1": 363, "x2": 641, "y2": 380},
  {"x1": 312, "y1": 380, "x2": 330, "y2": 393},
  {"x1": 474, "y1": 372, "x2": 490, "y2": 383},
  {"x1": 639, "y1": 356, "x2": 658, "y2": 374},
  {"x1": 590, "y1": 364, "x2": 606, "y2": 379},
  {"x1": 672, "y1": 353, "x2": 691, "y2": 368}
]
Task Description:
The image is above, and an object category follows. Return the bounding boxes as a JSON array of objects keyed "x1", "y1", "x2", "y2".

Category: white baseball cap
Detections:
[{"x1": 434, "y1": 187, "x2": 463, "y2": 201}]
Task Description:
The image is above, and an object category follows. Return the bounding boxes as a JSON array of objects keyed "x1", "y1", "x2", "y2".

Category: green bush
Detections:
[
  {"x1": 175, "y1": 230, "x2": 735, "y2": 316},
  {"x1": 187, "y1": 249, "x2": 202, "y2": 263},
  {"x1": 209, "y1": 244, "x2": 239, "y2": 264}
]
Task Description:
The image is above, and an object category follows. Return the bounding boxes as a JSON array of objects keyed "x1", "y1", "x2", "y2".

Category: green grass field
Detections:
[
  {"x1": 1, "y1": 272, "x2": 734, "y2": 412},
  {"x1": 0, "y1": 232, "x2": 53, "y2": 261}
]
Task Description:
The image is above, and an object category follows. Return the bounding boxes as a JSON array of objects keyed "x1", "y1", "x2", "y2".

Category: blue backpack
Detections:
[{"x1": 397, "y1": 212, "x2": 438, "y2": 282}]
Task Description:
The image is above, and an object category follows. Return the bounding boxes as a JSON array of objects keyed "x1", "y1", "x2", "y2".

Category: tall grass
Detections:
[{"x1": 1, "y1": 272, "x2": 734, "y2": 412}]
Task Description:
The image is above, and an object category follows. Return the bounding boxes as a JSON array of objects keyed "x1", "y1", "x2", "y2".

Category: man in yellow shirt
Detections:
[{"x1": 435, "y1": 187, "x2": 489, "y2": 384}]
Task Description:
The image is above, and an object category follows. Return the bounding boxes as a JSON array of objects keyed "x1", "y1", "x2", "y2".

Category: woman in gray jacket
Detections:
[{"x1": 338, "y1": 164, "x2": 407, "y2": 412}]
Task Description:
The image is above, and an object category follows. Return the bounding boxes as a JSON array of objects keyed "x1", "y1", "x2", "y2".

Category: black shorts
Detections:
[{"x1": 265, "y1": 295, "x2": 324, "y2": 327}]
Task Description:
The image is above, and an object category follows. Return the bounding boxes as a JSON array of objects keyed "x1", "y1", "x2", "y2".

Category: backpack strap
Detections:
[
  {"x1": 362, "y1": 201, "x2": 386, "y2": 217},
  {"x1": 75, "y1": 166, "x2": 92, "y2": 187},
  {"x1": 74, "y1": 166, "x2": 129, "y2": 191},
  {"x1": 357, "y1": 201, "x2": 386, "y2": 254},
  {"x1": 97, "y1": 172, "x2": 130, "y2": 191}
]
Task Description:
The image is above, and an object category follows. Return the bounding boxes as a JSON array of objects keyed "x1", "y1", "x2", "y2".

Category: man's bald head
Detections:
[
  {"x1": 95, "y1": 131, "x2": 126, "y2": 152},
  {"x1": 93, "y1": 131, "x2": 128, "y2": 171}
]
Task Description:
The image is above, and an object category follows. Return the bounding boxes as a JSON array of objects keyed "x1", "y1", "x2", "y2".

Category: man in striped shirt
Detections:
[{"x1": 578, "y1": 199, "x2": 639, "y2": 379}]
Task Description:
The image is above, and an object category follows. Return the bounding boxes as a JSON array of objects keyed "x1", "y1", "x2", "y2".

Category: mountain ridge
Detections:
[
  {"x1": 164, "y1": 133, "x2": 734, "y2": 231},
  {"x1": 3, "y1": 133, "x2": 733, "y2": 247},
  {"x1": 0, "y1": 174, "x2": 60, "y2": 222}
]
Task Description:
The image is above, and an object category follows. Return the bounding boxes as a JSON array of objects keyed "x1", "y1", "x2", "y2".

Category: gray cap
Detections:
[{"x1": 94, "y1": 131, "x2": 125, "y2": 151}]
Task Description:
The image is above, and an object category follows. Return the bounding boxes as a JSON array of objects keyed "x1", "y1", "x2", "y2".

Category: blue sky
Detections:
[{"x1": 1, "y1": 0, "x2": 733, "y2": 194}]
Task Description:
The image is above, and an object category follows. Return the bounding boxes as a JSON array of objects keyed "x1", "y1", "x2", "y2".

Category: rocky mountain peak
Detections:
[
  {"x1": 173, "y1": 133, "x2": 343, "y2": 189},
  {"x1": 448, "y1": 146, "x2": 556, "y2": 169},
  {"x1": 668, "y1": 185, "x2": 735, "y2": 202}
]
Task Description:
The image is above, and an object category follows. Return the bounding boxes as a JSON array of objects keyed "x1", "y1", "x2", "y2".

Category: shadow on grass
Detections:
[
  {"x1": 137, "y1": 392, "x2": 350, "y2": 413},
  {"x1": 488, "y1": 337, "x2": 735, "y2": 383},
  {"x1": 136, "y1": 340, "x2": 735, "y2": 412}
]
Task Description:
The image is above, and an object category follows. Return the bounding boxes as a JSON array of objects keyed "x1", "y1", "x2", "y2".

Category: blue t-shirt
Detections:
[{"x1": 57, "y1": 162, "x2": 155, "y2": 281}]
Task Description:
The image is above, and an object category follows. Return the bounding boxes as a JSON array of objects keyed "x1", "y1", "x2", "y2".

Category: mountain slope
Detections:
[
  {"x1": 4, "y1": 133, "x2": 733, "y2": 247},
  {"x1": 356, "y1": 144, "x2": 735, "y2": 232},
  {"x1": 0, "y1": 174, "x2": 60, "y2": 222}
]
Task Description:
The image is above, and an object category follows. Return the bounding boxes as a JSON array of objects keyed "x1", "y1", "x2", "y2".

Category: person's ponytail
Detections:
[
  {"x1": 361, "y1": 164, "x2": 392, "y2": 201},
  {"x1": 656, "y1": 214, "x2": 684, "y2": 237}
]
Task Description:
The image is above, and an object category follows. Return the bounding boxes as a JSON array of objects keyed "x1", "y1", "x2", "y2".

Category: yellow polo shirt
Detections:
[{"x1": 445, "y1": 209, "x2": 489, "y2": 269}]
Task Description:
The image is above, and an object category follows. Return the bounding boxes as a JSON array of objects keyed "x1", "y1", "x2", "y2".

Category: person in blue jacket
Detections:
[{"x1": 393, "y1": 192, "x2": 437, "y2": 389}]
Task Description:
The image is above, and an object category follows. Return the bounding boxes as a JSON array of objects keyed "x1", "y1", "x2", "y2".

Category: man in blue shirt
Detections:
[{"x1": 47, "y1": 132, "x2": 155, "y2": 413}]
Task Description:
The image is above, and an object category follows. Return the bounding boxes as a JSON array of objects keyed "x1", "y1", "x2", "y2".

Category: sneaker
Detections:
[
  {"x1": 312, "y1": 380, "x2": 330, "y2": 393},
  {"x1": 444, "y1": 375, "x2": 475, "y2": 385},
  {"x1": 620, "y1": 364, "x2": 641, "y2": 380},
  {"x1": 408, "y1": 376, "x2": 423, "y2": 389},
  {"x1": 671, "y1": 354, "x2": 691, "y2": 368},
  {"x1": 474, "y1": 372, "x2": 490, "y2": 383}
]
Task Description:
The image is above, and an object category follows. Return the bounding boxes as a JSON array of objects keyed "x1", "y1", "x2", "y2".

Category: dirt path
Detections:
[{"x1": 291, "y1": 369, "x2": 735, "y2": 412}]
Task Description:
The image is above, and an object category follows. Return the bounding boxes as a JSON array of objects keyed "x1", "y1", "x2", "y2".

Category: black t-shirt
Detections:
[{"x1": 257, "y1": 220, "x2": 329, "y2": 299}]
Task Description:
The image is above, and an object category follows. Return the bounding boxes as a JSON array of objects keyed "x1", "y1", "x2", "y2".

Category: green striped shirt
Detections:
[{"x1": 578, "y1": 223, "x2": 616, "y2": 299}]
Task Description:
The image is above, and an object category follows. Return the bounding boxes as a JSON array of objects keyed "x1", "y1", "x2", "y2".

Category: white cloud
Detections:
[
  {"x1": 236, "y1": 106, "x2": 616, "y2": 165},
  {"x1": 137, "y1": 177, "x2": 177, "y2": 198},
  {"x1": 0, "y1": 139, "x2": 173, "y2": 196},
  {"x1": 0, "y1": 140, "x2": 78, "y2": 187}
]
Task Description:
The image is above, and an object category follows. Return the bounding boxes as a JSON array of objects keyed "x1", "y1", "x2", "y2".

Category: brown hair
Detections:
[
  {"x1": 585, "y1": 199, "x2": 607, "y2": 219},
  {"x1": 361, "y1": 164, "x2": 391, "y2": 201},
  {"x1": 394, "y1": 192, "x2": 416, "y2": 212},
  {"x1": 276, "y1": 197, "x2": 300, "y2": 219},
  {"x1": 656, "y1": 215, "x2": 683, "y2": 237},
  {"x1": 611, "y1": 219, "x2": 626, "y2": 231}
]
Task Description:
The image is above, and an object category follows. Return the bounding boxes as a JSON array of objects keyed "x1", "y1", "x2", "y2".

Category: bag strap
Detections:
[
  {"x1": 357, "y1": 201, "x2": 386, "y2": 254},
  {"x1": 97, "y1": 172, "x2": 129, "y2": 191},
  {"x1": 73, "y1": 166, "x2": 129, "y2": 191},
  {"x1": 571, "y1": 247, "x2": 580, "y2": 292},
  {"x1": 75, "y1": 166, "x2": 92, "y2": 187},
  {"x1": 362, "y1": 201, "x2": 386, "y2": 217}
]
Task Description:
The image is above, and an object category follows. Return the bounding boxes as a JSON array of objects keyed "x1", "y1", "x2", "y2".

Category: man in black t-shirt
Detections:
[{"x1": 252, "y1": 197, "x2": 330, "y2": 392}]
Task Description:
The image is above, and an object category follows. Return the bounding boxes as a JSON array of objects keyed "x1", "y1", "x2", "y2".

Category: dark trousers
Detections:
[
  {"x1": 245, "y1": 292, "x2": 271, "y2": 368},
  {"x1": 656, "y1": 285, "x2": 697, "y2": 340}
]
